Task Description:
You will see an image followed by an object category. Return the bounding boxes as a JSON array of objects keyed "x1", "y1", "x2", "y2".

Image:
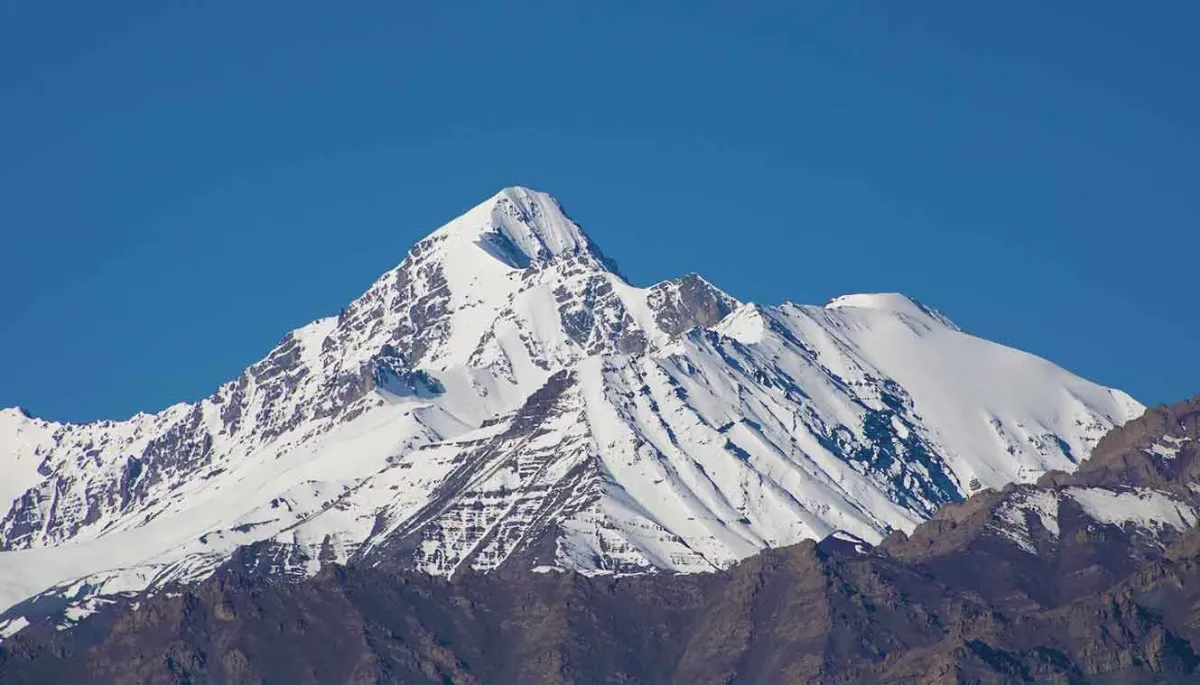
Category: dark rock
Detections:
[{"x1": 647, "y1": 273, "x2": 736, "y2": 337}]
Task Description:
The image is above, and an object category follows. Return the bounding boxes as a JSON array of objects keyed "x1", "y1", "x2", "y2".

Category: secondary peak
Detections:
[{"x1": 824, "y1": 293, "x2": 959, "y2": 330}]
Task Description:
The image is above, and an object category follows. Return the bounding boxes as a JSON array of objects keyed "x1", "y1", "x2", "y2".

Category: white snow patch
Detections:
[
  {"x1": 993, "y1": 489, "x2": 1062, "y2": 553},
  {"x1": 1147, "y1": 436, "x2": 1185, "y2": 461},
  {"x1": 0, "y1": 615, "x2": 29, "y2": 638},
  {"x1": 1067, "y1": 487, "x2": 1198, "y2": 533}
]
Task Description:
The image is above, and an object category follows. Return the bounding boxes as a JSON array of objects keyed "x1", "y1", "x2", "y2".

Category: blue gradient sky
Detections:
[{"x1": 2, "y1": 1, "x2": 1197, "y2": 421}]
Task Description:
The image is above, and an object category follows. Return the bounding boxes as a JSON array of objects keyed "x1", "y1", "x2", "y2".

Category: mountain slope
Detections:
[
  {"x1": 4, "y1": 396, "x2": 1199, "y2": 684},
  {"x1": 0, "y1": 186, "x2": 1141, "y2": 636}
]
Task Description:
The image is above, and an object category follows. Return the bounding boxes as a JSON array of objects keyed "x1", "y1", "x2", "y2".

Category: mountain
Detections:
[
  {"x1": 4, "y1": 396, "x2": 1199, "y2": 684},
  {"x1": 0, "y1": 187, "x2": 1141, "y2": 638}
]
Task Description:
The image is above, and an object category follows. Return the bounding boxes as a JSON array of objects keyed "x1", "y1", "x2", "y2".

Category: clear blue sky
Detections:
[{"x1": 2, "y1": 1, "x2": 1197, "y2": 422}]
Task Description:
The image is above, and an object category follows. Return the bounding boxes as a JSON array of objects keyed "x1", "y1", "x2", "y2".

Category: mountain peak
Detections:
[
  {"x1": 824, "y1": 293, "x2": 959, "y2": 330},
  {"x1": 0, "y1": 407, "x2": 33, "y2": 421},
  {"x1": 0, "y1": 190, "x2": 1145, "y2": 640},
  {"x1": 430, "y1": 186, "x2": 613, "y2": 271}
]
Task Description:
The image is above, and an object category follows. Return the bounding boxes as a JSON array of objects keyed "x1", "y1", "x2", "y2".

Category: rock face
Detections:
[
  {"x1": 4, "y1": 397, "x2": 1200, "y2": 684},
  {"x1": 0, "y1": 186, "x2": 1141, "y2": 636}
]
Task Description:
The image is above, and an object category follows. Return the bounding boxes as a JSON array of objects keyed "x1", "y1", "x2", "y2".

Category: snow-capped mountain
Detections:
[{"x1": 0, "y1": 187, "x2": 1143, "y2": 635}]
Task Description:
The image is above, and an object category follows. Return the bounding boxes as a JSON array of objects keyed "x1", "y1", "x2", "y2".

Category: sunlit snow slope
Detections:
[{"x1": 0, "y1": 187, "x2": 1143, "y2": 635}]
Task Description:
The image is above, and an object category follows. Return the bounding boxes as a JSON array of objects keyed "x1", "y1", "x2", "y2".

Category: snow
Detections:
[
  {"x1": 993, "y1": 489, "x2": 1062, "y2": 553},
  {"x1": 824, "y1": 293, "x2": 959, "y2": 331},
  {"x1": 828, "y1": 530, "x2": 871, "y2": 554},
  {"x1": 433, "y1": 187, "x2": 591, "y2": 264},
  {"x1": 992, "y1": 486, "x2": 1197, "y2": 554},
  {"x1": 773, "y1": 301, "x2": 1142, "y2": 492},
  {"x1": 1067, "y1": 487, "x2": 1198, "y2": 532},
  {"x1": 1147, "y1": 436, "x2": 1185, "y2": 461},
  {"x1": 715, "y1": 304, "x2": 768, "y2": 344},
  {"x1": 0, "y1": 616, "x2": 29, "y2": 638},
  {"x1": 0, "y1": 410, "x2": 57, "y2": 521},
  {"x1": 487, "y1": 187, "x2": 591, "y2": 261},
  {"x1": 293, "y1": 317, "x2": 338, "y2": 371}
]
